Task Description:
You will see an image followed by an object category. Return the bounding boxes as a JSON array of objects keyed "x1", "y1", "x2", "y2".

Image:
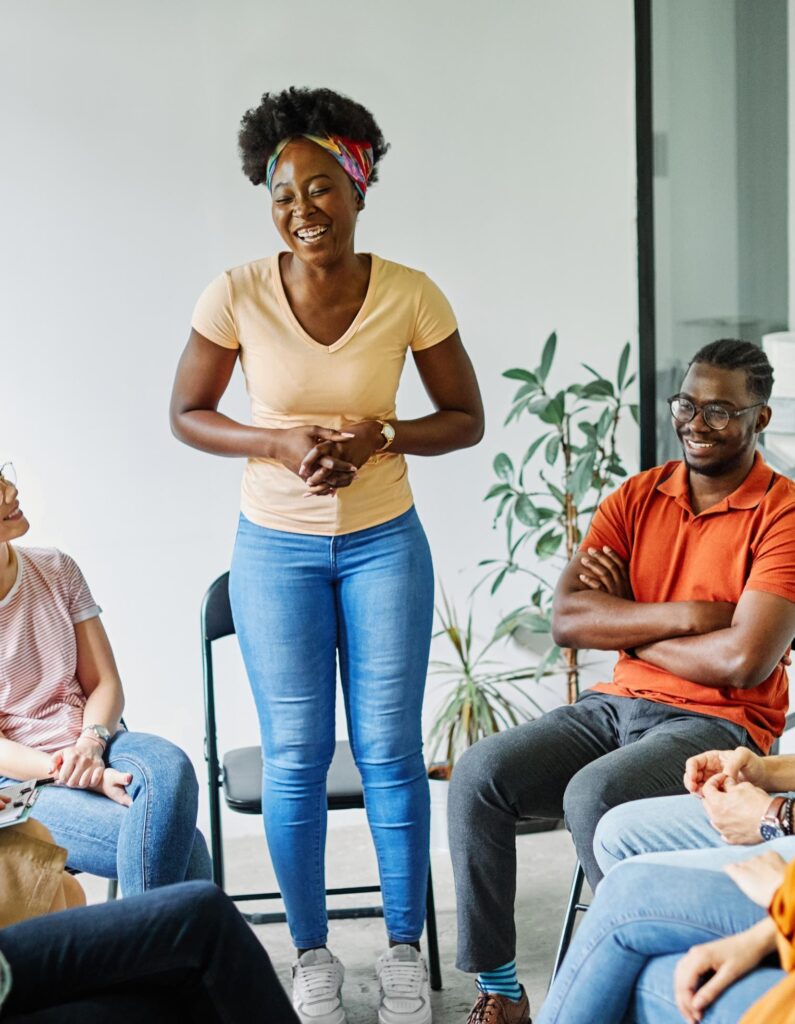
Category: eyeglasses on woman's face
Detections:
[{"x1": 667, "y1": 396, "x2": 764, "y2": 431}]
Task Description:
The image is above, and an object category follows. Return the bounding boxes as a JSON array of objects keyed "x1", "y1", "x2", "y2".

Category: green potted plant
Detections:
[
  {"x1": 426, "y1": 588, "x2": 543, "y2": 850},
  {"x1": 481, "y1": 331, "x2": 637, "y2": 703}
]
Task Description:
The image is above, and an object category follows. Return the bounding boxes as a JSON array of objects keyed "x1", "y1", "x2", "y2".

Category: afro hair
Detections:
[{"x1": 238, "y1": 86, "x2": 389, "y2": 187}]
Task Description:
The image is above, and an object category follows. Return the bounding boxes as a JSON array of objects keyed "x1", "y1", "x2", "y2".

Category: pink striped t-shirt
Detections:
[{"x1": 0, "y1": 547, "x2": 101, "y2": 754}]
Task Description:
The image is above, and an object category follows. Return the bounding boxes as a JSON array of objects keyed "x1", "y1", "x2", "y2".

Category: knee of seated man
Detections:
[
  {"x1": 562, "y1": 761, "x2": 624, "y2": 833},
  {"x1": 448, "y1": 732, "x2": 513, "y2": 811}
]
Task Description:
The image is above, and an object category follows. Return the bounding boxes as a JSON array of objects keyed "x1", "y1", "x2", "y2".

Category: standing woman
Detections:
[{"x1": 170, "y1": 87, "x2": 483, "y2": 1024}]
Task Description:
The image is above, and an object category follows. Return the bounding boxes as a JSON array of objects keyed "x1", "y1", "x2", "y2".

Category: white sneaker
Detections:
[
  {"x1": 376, "y1": 945, "x2": 432, "y2": 1024},
  {"x1": 291, "y1": 948, "x2": 346, "y2": 1024}
]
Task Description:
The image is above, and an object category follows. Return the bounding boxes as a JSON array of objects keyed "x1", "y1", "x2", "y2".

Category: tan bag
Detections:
[{"x1": 0, "y1": 818, "x2": 85, "y2": 927}]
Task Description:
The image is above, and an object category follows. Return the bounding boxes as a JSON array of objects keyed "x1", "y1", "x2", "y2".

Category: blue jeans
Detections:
[
  {"x1": 27, "y1": 731, "x2": 211, "y2": 894},
  {"x1": 0, "y1": 881, "x2": 297, "y2": 1022},
  {"x1": 594, "y1": 791, "x2": 795, "y2": 874},
  {"x1": 537, "y1": 860, "x2": 788, "y2": 1024},
  {"x1": 230, "y1": 506, "x2": 434, "y2": 949}
]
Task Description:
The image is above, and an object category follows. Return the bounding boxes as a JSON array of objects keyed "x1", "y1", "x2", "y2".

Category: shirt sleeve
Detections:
[
  {"x1": 410, "y1": 273, "x2": 458, "y2": 352},
  {"x1": 191, "y1": 272, "x2": 240, "y2": 350},
  {"x1": 579, "y1": 485, "x2": 632, "y2": 561},
  {"x1": 58, "y1": 553, "x2": 102, "y2": 625},
  {"x1": 744, "y1": 506, "x2": 795, "y2": 603}
]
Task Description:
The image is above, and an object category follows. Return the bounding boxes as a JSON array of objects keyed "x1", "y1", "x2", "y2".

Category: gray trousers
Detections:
[{"x1": 447, "y1": 690, "x2": 753, "y2": 972}]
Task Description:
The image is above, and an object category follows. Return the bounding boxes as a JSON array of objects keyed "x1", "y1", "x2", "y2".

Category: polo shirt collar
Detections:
[{"x1": 657, "y1": 450, "x2": 774, "y2": 515}]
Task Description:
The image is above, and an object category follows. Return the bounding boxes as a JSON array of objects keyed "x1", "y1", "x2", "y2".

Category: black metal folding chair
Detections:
[{"x1": 201, "y1": 571, "x2": 442, "y2": 990}]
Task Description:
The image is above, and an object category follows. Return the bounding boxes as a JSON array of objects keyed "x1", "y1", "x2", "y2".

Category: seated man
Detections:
[{"x1": 449, "y1": 339, "x2": 795, "y2": 1024}]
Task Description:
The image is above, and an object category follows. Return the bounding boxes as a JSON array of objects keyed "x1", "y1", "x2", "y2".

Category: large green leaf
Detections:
[
  {"x1": 493, "y1": 452, "x2": 514, "y2": 481},
  {"x1": 630, "y1": 404, "x2": 640, "y2": 425},
  {"x1": 503, "y1": 368, "x2": 539, "y2": 384},
  {"x1": 535, "y1": 528, "x2": 563, "y2": 558},
  {"x1": 539, "y1": 391, "x2": 565, "y2": 425},
  {"x1": 485, "y1": 482, "x2": 511, "y2": 501},
  {"x1": 538, "y1": 332, "x2": 557, "y2": 383},
  {"x1": 544, "y1": 433, "x2": 561, "y2": 466},
  {"x1": 580, "y1": 379, "x2": 614, "y2": 399},
  {"x1": 518, "y1": 432, "x2": 551, "y2": 483},
  {"x1": 570, "y1": 451, "x2": 596, "y2": 504},
  {"x1": 514, "y1": 494, "x2": 540, "y2": 527},
  {"x1": 617, "y1": 342, "x2": 630, "y2": 389},
  {"x1": 597, "y1": 406, "x2": 614, "y2": 439}
]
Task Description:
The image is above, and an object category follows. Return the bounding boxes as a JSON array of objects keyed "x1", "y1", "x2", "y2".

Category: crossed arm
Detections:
[{"x1": 551, "y1": 546, "x2": 795, "y2": 690}]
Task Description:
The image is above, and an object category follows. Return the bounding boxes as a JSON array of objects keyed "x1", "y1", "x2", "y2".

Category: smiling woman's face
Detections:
[
  {"x1": 0, "y1": 475, "x2": 29, "y2": 544},
  {"x1": 270, "y1": 138, "x2": 361, "y2": 267}
]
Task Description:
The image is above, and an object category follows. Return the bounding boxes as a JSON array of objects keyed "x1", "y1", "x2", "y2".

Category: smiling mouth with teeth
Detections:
[
  {"x1": 295, "y1": 225, "x2": 330, "y2": 242},
  {"x1": 684, "y1": 439, "x2": 717, "y2": 450}
]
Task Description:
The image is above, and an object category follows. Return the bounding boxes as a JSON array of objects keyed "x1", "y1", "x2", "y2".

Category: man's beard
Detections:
[{"x1": 679, "y1": 425, "x2": 756, "y2": 477}]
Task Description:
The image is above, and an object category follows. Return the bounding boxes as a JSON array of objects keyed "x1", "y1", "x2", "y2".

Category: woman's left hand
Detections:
[
  {"x1": 674, "y1": 926, "x2": 772, "y2": 1023},
  {"x1": 51, "y1": 744, "x2": 105, "y2": 789},
  {"x1": 725, "y1": 850, "x2": 789, "y2": 907},
  {"x1": 301, "y1": 421, "x2": 382, "y2": 495}
]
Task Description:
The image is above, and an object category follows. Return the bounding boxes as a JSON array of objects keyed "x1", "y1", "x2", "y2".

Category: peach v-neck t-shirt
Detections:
[{"x1": 192, "y1": 254, "x2": 457, "y2": 535}]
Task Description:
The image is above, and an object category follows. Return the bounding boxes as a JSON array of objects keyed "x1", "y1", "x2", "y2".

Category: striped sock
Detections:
[{"x1": 476, "y1": 960, "x2": 522, "y2": 1001}]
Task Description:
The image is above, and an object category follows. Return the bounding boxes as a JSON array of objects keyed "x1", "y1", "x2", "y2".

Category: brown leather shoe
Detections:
[{"x1": 465, "y1": 987, "x2": 530, "y2": 1024}]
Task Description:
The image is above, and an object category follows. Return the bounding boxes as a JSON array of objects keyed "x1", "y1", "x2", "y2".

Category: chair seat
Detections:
[{"x1": 223, "y1": 740, "x2": 364, "y2": 813}]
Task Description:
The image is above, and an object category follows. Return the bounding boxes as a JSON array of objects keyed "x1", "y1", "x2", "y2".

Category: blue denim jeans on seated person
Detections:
[
  {"x1": 25, "y1": 731, "x2": 211, "y2": 895},
  {"x1": 594, "y1": 791, "x2": 795, "y2": 876},
  {"x1": 229, "y1": 506, "x2": 434, "y2": 950},
  {"x1": 537, "y1": 858, "x2": 790, "y2": 1024}
]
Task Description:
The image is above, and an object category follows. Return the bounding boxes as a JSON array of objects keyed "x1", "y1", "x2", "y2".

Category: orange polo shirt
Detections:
[{"x1": 584, "y1": 452, "x2": 795, "y2": 753}]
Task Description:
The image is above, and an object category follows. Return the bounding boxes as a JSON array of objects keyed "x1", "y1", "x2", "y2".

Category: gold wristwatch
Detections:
[{"x1": 375, "y1": 420, "x2": 396, "y2": 452}]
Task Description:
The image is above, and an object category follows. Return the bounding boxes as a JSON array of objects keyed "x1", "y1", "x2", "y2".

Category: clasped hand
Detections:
[
  {"x1": 683, "y1": 746, "x2": 770, "y2": 845},
  {"x1": 49, "y1": 742, "x2": 132, "y2": 807},
  {"x1": 279, "y1": 422, "x2": 383, "y2": 497}
]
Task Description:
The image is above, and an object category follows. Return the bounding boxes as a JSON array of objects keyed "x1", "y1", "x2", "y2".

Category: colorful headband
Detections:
[{"x1": 265, "y1": 134, "x2": 374, "y2": 200}]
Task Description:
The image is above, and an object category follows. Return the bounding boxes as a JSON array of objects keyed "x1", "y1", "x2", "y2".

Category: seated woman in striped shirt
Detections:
[{"x1": 0, "y1": 463, "x2": 211, "y2": 893}]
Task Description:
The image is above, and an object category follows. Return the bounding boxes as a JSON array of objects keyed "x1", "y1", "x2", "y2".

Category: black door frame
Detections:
[{"x1": 635, "y1": 0, "x2": 656, "y2": 470}]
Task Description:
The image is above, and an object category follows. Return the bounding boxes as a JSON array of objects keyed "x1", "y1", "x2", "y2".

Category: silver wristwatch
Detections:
[{"x1": 81, "y1": 724, "x2": 112, "y2": 748}]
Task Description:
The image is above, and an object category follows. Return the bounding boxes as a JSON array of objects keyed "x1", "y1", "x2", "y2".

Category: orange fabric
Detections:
[
  {"x1": 739, "y1": 860, "x2": 795, "y2": 1024},
  {"x1": 585, "y1": 452, "x2": 795, "y2": 752}
]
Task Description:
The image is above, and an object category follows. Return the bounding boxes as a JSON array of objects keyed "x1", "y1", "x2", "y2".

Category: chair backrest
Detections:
[{"x1": 202, "y1": 572, "x2": 235, "y2": 642}]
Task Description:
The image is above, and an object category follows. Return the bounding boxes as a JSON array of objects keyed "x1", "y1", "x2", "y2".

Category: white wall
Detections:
[{"x1": 1, "y1": 0, "x2": 639, "y2": 836}]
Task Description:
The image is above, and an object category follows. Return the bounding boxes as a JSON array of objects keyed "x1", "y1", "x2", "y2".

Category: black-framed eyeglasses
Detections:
[
  {"x1": 667, "y1": 395, "x2": 764, "y2": 431},
  {"x1": 0, "y1": 463, "x2": 16, "y2": 486}
]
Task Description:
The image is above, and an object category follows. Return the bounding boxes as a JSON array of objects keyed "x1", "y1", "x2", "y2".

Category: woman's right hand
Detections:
[
  {"x1": 276, "y1": 426, "x2": 357, "y2": 495},
  {"x1": 674, "y1": 922, "x2": 775, "y2": 1023},
  {"x1": 91, "y1": 768, "x2": 133, "y2": 807}
]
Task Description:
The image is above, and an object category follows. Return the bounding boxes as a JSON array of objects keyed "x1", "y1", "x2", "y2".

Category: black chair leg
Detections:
[
  {"x1": 425, "y1": 867, "x2": 442, "y2": 991},
  {"x1": 550, "y1": 861, "x2": 586, "y2": 983}
]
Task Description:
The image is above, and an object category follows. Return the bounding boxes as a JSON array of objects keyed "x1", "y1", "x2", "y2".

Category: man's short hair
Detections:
[{"x1": 687, "y1": 339, "x2": 774, "y2": 403}]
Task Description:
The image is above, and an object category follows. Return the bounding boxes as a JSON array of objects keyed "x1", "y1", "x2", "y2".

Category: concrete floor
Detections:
[{"x1": 82, "y1": 822, "x2": 583, "y2": 1023}]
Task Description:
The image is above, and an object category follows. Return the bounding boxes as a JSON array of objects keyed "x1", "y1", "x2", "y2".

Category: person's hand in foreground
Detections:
[
  {"x1": 699, "y1": 772, "x2": 770, "y2": 845},
  {"x1": 725, "y1": 849, "x2": 789, "y2": 908},
  {"x1": 674, "y1": 919, "x2": 776, "y2": 1024},
  {"x1": 674, "y1": 851, "x2": 789, "y2": 1023}
]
